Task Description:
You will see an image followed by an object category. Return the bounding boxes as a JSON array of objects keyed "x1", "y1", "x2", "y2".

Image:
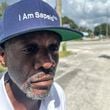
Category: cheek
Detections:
[
  {"x1": 7, "y1": 56, "x2": 31, "y2": 85},
  {"x1": 52, "y1": 52, "x2": 59, "y2": 63}
]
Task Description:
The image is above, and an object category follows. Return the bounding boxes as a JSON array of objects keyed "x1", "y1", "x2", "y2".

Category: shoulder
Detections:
[
  {"x1": 0, "y1": 73, "x2": 3, "y2": 90},
  {"x1": 52, "y1": 82, "x2": 65, "y2": 96},
  {"x1": 0, "y1": 74, "x2": 6, "y2": 103},
  {"x1": 0, "y1": 74, "x2": 5, "y2": 98},
  {"x1": 39, "y1": 82, "x2": 66, "y2": 110},
  {"x1": 0, "y1": 73, "x2": 7, "y2": 98},
  {"x1": 0, "y1": 73, "x2": 3, "y2": 79},
  {"x1": 50, "y1": 82, "x2": 66, "y2": 109}
]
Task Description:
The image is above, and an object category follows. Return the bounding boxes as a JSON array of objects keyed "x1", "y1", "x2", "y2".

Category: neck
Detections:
[{"x1": 5, "y1": 74, "x2": 41, "y2": 110}]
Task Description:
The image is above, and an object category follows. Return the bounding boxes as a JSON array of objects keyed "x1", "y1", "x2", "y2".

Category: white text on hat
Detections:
[{"x1": 18, "y1": 12, "x2": 58, "y2": 22}]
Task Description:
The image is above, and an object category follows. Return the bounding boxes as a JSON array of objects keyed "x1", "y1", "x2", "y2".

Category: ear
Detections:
[{"x1": 0, "y1": 47, "x2": 7, "y2": 67}]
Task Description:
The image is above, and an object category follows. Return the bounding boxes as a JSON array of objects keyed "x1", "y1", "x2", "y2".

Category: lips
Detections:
[
  {"x1": 29, "y1": 72, "x2": 54, "y2": 82},
  {"x1": 27, "y1": 72, "x2": 54, "y2": 90}
]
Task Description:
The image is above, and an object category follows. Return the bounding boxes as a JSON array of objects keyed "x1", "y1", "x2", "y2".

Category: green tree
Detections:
[
  {"x1": 79, "y1": 26, "x2": 92, "y2": 33},
  {"x1": 62, "y1": 16, "x2": 78, "y2": 29},
  {"x1": 94, "y1": 23, "x2": 110, "y2": 36},
  {"x1": 79, "y1": 26, "x2": 92, "y2": 37},
  {"x1": 0, "y1": 1, "x2": 8, "y2": 18}
]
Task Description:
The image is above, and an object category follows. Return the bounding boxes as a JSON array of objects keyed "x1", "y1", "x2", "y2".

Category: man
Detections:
[{"x1": 0, "y1": 0, "x2": 83, "y2": 110}]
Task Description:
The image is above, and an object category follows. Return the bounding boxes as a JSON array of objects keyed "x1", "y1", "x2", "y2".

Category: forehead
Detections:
[{"x1": 5, "y1": 31, "x2": 61, "y2": 46}]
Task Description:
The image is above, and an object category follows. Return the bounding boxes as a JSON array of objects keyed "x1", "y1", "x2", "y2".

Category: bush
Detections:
[
  {"x1": 59, "y1": 42, "x2": 72, "y2": 58},
  {"x1": 0, "y1": 65, "x2": 7, "y2": 73},
  {"x1": 59, "y1": 51, "x2": 72, "y2": 58}
]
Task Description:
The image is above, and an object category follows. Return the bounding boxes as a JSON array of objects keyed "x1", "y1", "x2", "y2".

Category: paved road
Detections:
[{"x1": 55, "y1": 40, "x2": 110, "y2": 110}]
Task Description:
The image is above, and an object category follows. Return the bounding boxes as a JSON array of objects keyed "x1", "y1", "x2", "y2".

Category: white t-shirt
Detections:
[{"x1": 0, "y1": 74, "x2": 66, "y2": 110}]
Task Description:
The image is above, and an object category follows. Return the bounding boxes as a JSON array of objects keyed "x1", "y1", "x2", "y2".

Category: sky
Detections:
[
  {"x1": 44, "y1": 0, "x2": 110, "y2": 29},
  {"x1": 0, "y1": 0, "x2": 110, "y2": 29}
]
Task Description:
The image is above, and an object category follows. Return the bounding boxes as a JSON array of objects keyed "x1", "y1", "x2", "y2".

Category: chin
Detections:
[
  {"x1": 26, "y1": 91, "x2": 49, "y2": 100},
  {"x1": 20, "y1": 72, "x2": 54, "y2": 100},
  {"x1": 20, "y1": 82, "x2": 52, "y2": 100}
]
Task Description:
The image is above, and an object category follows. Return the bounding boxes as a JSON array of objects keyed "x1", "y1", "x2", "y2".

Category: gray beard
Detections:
[{"x1": 20, "y1": 82, "x2": 50, "y2": 100}]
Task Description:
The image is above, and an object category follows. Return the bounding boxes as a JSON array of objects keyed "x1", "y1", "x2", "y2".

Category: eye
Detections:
[
  {"x1": 48, "y1": 44, "x2": 59, "y2": 52},
  {"x1": 22, "y1": 44, "x2": 39, "y2": 55}
]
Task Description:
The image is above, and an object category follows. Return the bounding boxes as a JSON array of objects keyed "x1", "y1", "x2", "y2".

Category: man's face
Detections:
[{"x1": 4, "y1": 31, "x2": 61, "y2": 100}]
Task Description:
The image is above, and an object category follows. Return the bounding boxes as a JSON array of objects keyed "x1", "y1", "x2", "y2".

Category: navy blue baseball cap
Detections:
[{"x1": 0, "y1": 0, "x2": 83, "y2": 44}]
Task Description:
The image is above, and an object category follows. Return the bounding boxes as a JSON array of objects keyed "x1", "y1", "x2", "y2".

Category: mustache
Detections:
[
  {"x1": 26, "y1": 67, "x2": 55, "y2": 83},
  {"x1": 29, "y1": 72, "x2": 54, "y2": 83},
  {"x1": 39, "y1": 67, "x2": 55, "y2": 74}
]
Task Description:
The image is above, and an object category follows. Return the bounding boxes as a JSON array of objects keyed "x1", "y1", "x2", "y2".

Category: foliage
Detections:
[
  {"x1": 79, "y1": 26, "x2": 92, "y2": 37},
  {"x1": 79, "y1": 26, "x2": 92, "y2": 33},
  {"x1": 0, "y1": 1, "x2": 8, "y2": 18},
  {"x1": 0, "y1": 65, "x2": 7, "y2": 73},
  {"x1": 59, "y1": 50, "x2": 72, "y2": 58},
  {"x1": 94, "y1": 23, "x2": 110, "y2": 36},
  {"x1": 59, "y1": 42, "x2": 72, "y2": 58},
  {"x1": 62, "y1": 16, "x2": 78, "y2": 29},
  {"x1": 62, "y1": 42, "x2": 67, "y2": 52}
]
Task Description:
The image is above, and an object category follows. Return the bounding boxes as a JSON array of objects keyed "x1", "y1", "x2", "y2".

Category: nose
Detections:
[
  {"x1": 34, "y1": 49, "x2": 56, "y2": 70},
  {"x1": 42, "y1": 61, "x2": 56, "y2": 69},
  {"x1": 34, "y1": 59, "x2": 56, "y2": 70}
]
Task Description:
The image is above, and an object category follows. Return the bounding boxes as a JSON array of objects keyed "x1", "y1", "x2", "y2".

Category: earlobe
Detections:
[
  {"x1": 0, "y1": 49, "x2": 7, "y2": 67},
  {"x1": 3, "y1": 51, "x2": 8, "y2": 67},
  {"x1": 3, "y1": 54, "x2": 7, "y2": 67}
]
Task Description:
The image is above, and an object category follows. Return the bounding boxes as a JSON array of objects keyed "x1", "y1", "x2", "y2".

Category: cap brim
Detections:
[
  {"x1": 46, "y1": 27, "x2": 83, "y2": 41},
  {"x1": 0, "y1": 27, "x2": 83, "y2": 44}
]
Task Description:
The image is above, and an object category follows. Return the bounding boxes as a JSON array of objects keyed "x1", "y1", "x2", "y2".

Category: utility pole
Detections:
[
  {"x1": 106, "y1": 7, "x2": 108, "y2": 38},
  {"x1": 56, "y1": 0, "x2": 62, "y2": 25}
]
